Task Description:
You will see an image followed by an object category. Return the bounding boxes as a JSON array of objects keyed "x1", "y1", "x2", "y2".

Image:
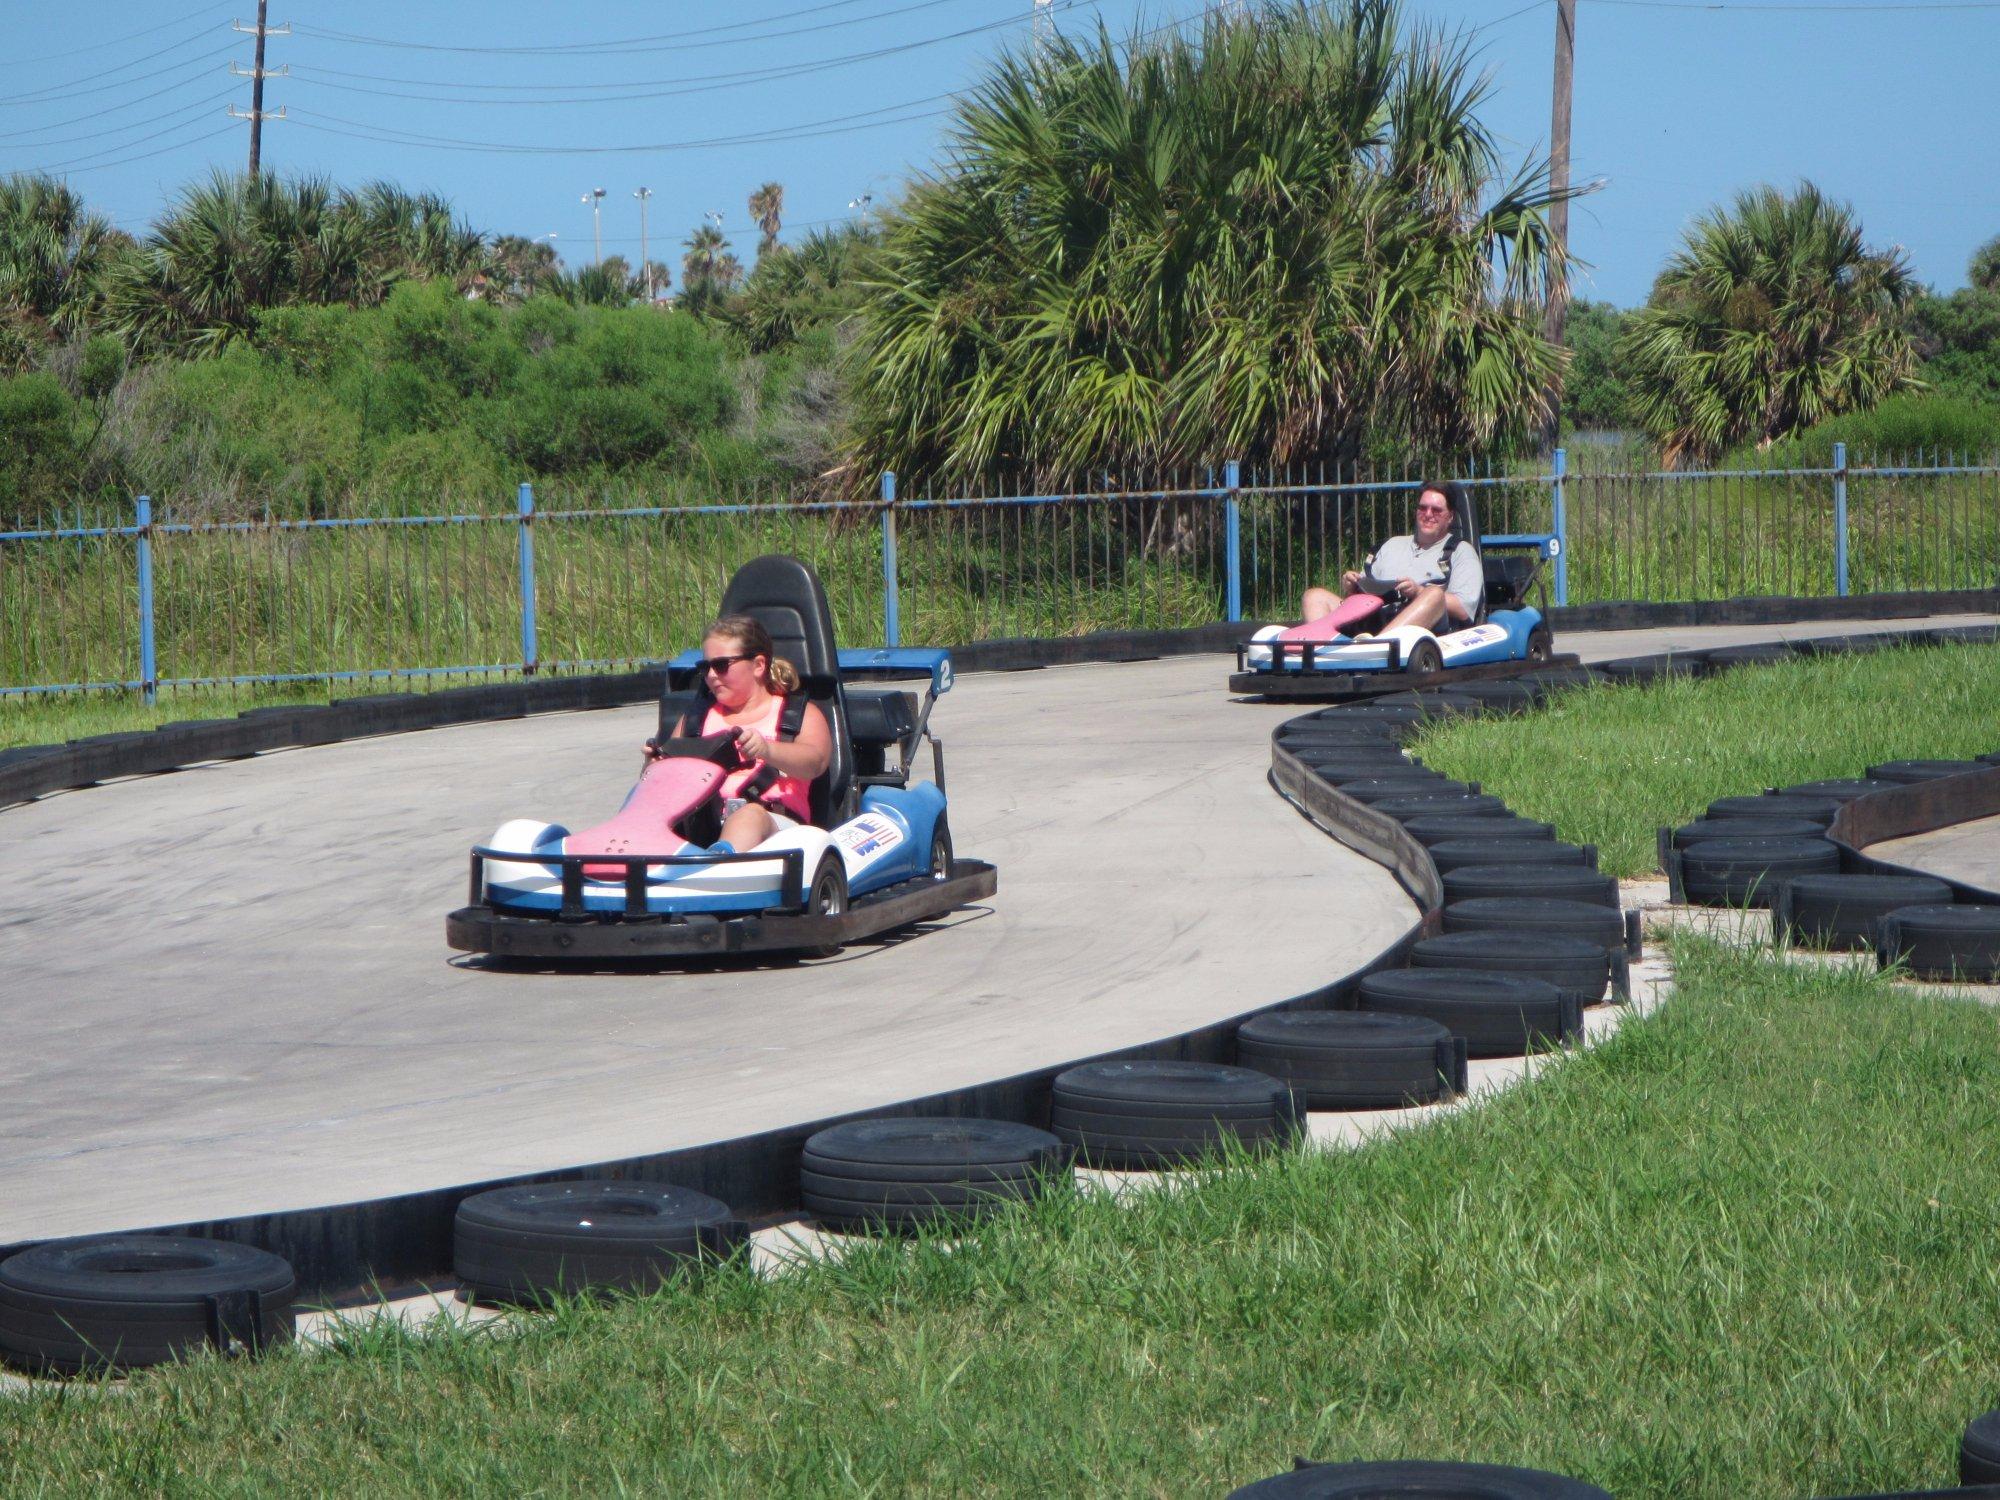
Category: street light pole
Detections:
[
  {"x1": 582, "y1": 187, "x2": 606, "y2": 262},
  {"x1": 634, "y1": 187, "x2": 653, "y2": 302}
]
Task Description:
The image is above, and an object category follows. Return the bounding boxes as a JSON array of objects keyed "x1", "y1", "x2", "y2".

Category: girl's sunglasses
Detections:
[{"x1": 701, "y1": 654, "x2": 750, "y2": 676}]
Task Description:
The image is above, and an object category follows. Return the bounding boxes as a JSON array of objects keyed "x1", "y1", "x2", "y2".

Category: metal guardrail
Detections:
[{"x1": 3, "y1": 447, "x2": 1995, "y2": 703}]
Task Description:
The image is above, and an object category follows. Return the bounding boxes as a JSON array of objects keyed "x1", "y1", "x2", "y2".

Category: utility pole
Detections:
[
  {"x1": 1541, "y1": 0, "x2": 1577, "y2": 452},
  {"x1": 230, "y1": 1, "x2": 289, "y2": 176},
  {"x1": 582, "y1": 187, "x2": 606, "y2": 262},
  {"x1": 1033, "y1": 0, "x2": 1055, "y2": 56},
  {"x1": 633, "y1": 187, "x2": 653, "y2": 302}
]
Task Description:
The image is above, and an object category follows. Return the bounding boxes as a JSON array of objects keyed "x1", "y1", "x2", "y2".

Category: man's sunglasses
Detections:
[
  {"x1": 1414, "y1": 503, "x2": 1450, "y2": 515},
  {"x1": 700, "y1": 653, "x2": 751, "y2": 676}
]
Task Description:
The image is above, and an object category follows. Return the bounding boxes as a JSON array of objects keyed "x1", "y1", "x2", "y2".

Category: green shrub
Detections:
[
  {"x1": 1737, "y1": 391, "x2": 1999, "y2": 467},
  {"x1": 0, "y1": 371, "x2": 87, "y2": 520}
]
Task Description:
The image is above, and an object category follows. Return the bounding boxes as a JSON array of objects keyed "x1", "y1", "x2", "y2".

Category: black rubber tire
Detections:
[
  {"x1": 1961, "y1": 1408, "x2": 2000, "y2": 1483},
  {"x1": 1403, "y1": 815, "x2": 1557, "y2": 848},
  {"x1": 1375, "y1": 793, "x2": 1512, "y2": 821},
  {"x1": 927, "y1": 817, "x2": 954, "y2": 879},
  {"x1": 1229, "y1": 1459, "x2": 1613, "y2": 1499},
  {"x1": 1319, "y1": 766, "x2": 1449, "y2": 787},
  {"x1": 1597, "y1": 654, "x2": 1703, "y2": 683},
  {"x1": 1050, "y1": 1061, "x2": 1295, "y2": 1168},
  {"x1": 804, "y1": 852, "x2": 849, "y2": 958},
  {"x1": 1356, "y1": 968, "x2": 1580, "y2": 1058},
  {"x1": 1412, "y1": 929, "x2": 1613, "y2": 1005},
  {"x1": 1443, "y1": 896, "x2": 1628, "y2": 952},
  {"x1": 1326, "y1": 703, "x2": 1428, "y2": 727},
  {"x1": 1866, "y1": 758, "x2": 1988, "y2": 784},
  {"x1": 799, "y1": 1117, "x2": 1067, "y2": 1230},
  {"x1": 1774, "y1": 873, "x2": 1953, "y2": 950},
  {"x1": 1877, "y1": 904, "x2": 2000, "y2": 981},
  {"x1": 1677, "y1": 835, "x2": 1838, "y2": 907},
  {"x1": 1671, "y1": 816, "x2": 1828, "y2": 848},
  {"x1": 1438, "y1": 680, "x2": 1544, "y2": 712},
  {"x1": 1291, "y1": 749, "x2": 1418, "y2": 775},
  {"x1": 1704, "y1": 642, "x2": 1796, "y2": 669},
  {"x1": 1235, "y1": 1010, "x2": 1465, "y2": 1110},
  {"x1": 1426, "y1": 839, "x2": 1595, "y2": 874},
  {"x1": 1369, "y1": 692, "x2": 1483, "y2": 721},
  {"x1": 454, "y1": 1182, "x2": 746, "y2": 1304},
  {"x1": 1338, "y1": 776, "x2": 1479, "y2": 804},
  {"x1": 1779, "y1": 778, "x2": 1899, "y2": 803},
  {"x1": 1522, "y1": 666, "x2": 1608, "y2": 691},
  {"x1": 1277, "y1": 724, "x2": 1411, "y2": 748},
  {"x1": 1980, "y1": 750, "x2": 2000, "y2": 766},
  {"x1": 0, "y1": 1236, "x2": 296, "y2": 1375},
  {"x1": 1526, "y1": 625, "x2": 1554, "y2": 662},
  {"x1": 1403, "y1": 638, "x2": 1444, "y2": 675},
  {"x1": 1441, "y1": 863, "x2": 1620, "y2": 908},
  {"x1": 1705, "y1": 793, "x2": 1841, "y2": 826}
]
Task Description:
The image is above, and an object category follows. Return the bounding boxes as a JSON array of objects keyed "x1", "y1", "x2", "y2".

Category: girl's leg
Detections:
[{"x1": 717, "y1": 803, "x2": 778, "y2": 850}]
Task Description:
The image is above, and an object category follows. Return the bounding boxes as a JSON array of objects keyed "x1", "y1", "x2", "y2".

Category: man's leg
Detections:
[
  {"x1": 1302, "y1": 586, "x2": 1340, "y2": 622},
  {"x1": 1384, "y1": 584, "x2": 1449, "y2": 633}
]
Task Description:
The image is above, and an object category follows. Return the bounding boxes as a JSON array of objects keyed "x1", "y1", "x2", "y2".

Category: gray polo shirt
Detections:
[{"x1": 1367, "y1": 534, "x2": 1485, "y2": 622}]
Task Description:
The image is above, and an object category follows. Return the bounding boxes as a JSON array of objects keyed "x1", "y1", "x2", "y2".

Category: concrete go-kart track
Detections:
[{"x1": 1, "y1": 612, "x2": 1996, "y2": 1292}]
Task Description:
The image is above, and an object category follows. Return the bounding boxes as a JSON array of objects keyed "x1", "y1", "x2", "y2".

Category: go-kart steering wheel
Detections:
[{"x1": 643, "y1": 728, "x2": 747, "y2": 769}]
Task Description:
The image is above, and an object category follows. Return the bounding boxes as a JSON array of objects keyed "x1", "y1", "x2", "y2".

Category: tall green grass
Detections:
[
  {"x1": 4, "y1": 938, "x2": 1999, "y2": 1496},
  {"x1": 1411, "y1": 641, "x2": 2000, "y2": 877}
]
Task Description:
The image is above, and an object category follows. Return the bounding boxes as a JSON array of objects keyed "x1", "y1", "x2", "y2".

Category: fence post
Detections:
[
  {"x1": 1550, "y1": 447, "x2": 1569, "y2": 607},
  {"x1": 517, "y1": 481, "x2": 538, "y2": 675},
  {"x1": 135, "y1": 495, "x2": 157, "y2": 706},
  {"x1": 880, "y1": 470, "x2": 899, "y2": 647},
  {"x1": 1832, "y1": 441, "x2": 1849, "y2": 598},
  {"x1": 1223, "y1": 460, "x2": 1242, "y2": 623}
]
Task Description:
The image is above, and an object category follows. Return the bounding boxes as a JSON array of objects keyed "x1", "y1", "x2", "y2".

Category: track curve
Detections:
[{"x1": 0, "y1": 658, "x2": 1412, "y2": 1245}]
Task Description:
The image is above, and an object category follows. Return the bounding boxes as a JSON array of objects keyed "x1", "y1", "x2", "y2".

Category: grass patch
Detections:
[
  {"x1": 5, "y1": 938, "x2": 2000, "y2": 1495},
  {"x1": 1410, "y1": 641, "x2": 2000, "y2": 877}
]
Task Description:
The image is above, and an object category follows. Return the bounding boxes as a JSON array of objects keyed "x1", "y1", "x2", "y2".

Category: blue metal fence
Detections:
[{"x1": 3, "y1": 449, "x2": 1996, "y2": 704}]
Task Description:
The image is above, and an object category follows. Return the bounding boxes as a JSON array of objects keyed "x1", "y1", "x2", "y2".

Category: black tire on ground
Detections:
[
  {"x1": 1705, "y1": 793, "x2": 1841, "y2": 826},
  {"x1": 1290, "y1": 750, "x2": 1418, "y2": 775},
  {"x1": 1442, "y1": 896, "x2": 1628, "y2": 952},
  {"x1": 454, "y1": 1182, "x2": 746, "y2": 1304},
  {"x1": 1337, "y1": 776, "x2": 1479, "y2": 804},
  {"x1": 0, "y1": 1236, "x2": 297, "y2": 1375},
  {"x1": 1704, "y1": 642, "x2": 1797, "y2": 669},
  {"x1": 804, "y1": 852, "x2": 850, "y2": 957},
  {"x1": 927, "y1": 817, "x2": 954, "y2": 879},
  {"x1": 1671, "y1": 816, "x2": 1829, "y2": 849},
  {"x1": 1439, "y1": 680, "x2": 1544, "y2": 712},
  {"x1": 1327, "y1": 704, "x2": 1429, "y2": 727},
  {"x1": 1374, "y1": 793, "x2": 1513, "y2": 821},
  {"x1": 1425, "y1": 840, "x2": 1595, "y2": 874},
  {"x1": 1865, "y1": 758, "x2": 1989, "y2": 784},
  {"x1": 1980, "y1": 750, "x2": 2000, "y2": 766},
  {"x1": 1961, "y1": 1408, "x2": 2000, "y2": 1484},
  {"x1": 1522, "y1": 666, "x2": 1608, "y2": 691},
  {"x1": 1369, "y1": 692, "x2": 1484, "y2": 721},
  {"x1": 1276, "y1": 724, "x2": 1412, "y2": 748},
  {"x1": 1235, "y1": 1010, "x2": 1467, "y2": 1110},
  {"x1": 1441, "y1": 863, "x2": 1620, "y2": 909},
  {"x1": 1402, "y1": 815, "x2": 1557, "y2": 848},
  {"x1": 1526, "y1": 625, "x2": 1554, "y2": 662},
  {"x1": 1356, "y1": 968, "x2": 1581, "y2": 1058},
  {"x1": 1412, "y1": 929, "x2": 1614, "y2": 1005},
  {"x1": 1319, "y1": 766, "x2": 1448, "y2": 787},
  {"x1": 1404, "y1": 638, "x2": 1444, "y2": 675},
  {"x1": 1779, "y1": 778, "x2": 1899, "y2": 803},
  {"x1": 1877, "y1": 904, "x2": 2000, "y2": 982},
  {"x1": 1597, "y1": 654, "x2": 1704, "y2": 683},
  {"x1": 1050, "y1": 1061, "x2": 1297, "y2": 1169},
  {"x1": 1677, "y1": 836, "x2": 1839, "y2": 908},
  {"x1": 800, "y1": 1117, "x2": 1069, "y2": 1231},
  {"x1": 1228, "y1": 1460, "x2": 1613, "y2": 1499},
  {"x1": 1773, "y1": 873, "x2": 1953, "y2": 950}
]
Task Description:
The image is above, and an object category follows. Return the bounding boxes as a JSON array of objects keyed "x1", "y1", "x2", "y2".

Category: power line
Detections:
[
  {"x1": 290, "y1": 0, "x2": 997, "y2": 56},
  {"x1": 0, "y1": 41, "x2": 239, "y2": 109},
  {"x1": 29, "y1": 118, "x2": 237, "y2": 176},
  {"x1": 0, "y1": 67, "x2": 236, "y2": 139},
  {"x1": 0, "y1": 87, "x2": 237, "y2": 150},
  {"x1": 0, "y1": 3, "x2": 230, "y2": 69}
]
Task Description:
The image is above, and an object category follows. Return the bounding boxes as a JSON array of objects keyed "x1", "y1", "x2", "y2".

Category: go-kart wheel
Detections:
[
  {"x1": 1404, "y1": 638, "x2": 1443, "y2": 675},
  {"x1": 927, "y1": 818, "x2": 954, "y2": 881},
  {"x1": 805, "y1": 853, "x2": 849, "y2": 958},
  {"x1": 1527, "y1": 625, "x2": 1553, "y2": 662}
]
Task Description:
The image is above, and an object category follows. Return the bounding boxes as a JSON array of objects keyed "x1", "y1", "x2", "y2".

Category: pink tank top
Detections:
[{"x1": 702, "y1": 693, "x2": 814, "y2": 824}]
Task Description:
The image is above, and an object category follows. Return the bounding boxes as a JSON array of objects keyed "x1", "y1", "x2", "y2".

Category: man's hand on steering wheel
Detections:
[{"x1": 1341, "y1": 569, "x2": 1363, "y2": 591}]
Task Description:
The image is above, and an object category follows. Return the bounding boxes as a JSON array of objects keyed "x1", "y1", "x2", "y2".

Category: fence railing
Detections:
[{"x1": 3, "y1": 447, "x2": 1995, "y2": 704}]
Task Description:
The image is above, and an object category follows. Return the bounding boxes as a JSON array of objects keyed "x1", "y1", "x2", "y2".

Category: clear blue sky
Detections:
[{"x1": 6, "y1": 0, "x2": 1995, "y2": 307}]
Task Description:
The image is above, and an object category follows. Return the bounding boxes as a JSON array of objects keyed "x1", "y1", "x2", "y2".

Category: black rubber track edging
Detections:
[
  {"x1": 1234, "y1": 1011, "x2": 1468, "y2": 1110},
  {"x1": 1355, "y1": 968, "x2": 1582, "y2": 1059},
  {"x1": 454, "y1": 1182, "x2": 747, "y2": 1304},
  {"x1": 1228, "y1": 1459, "x2": 1613, "y2": 1497},
  {"x1": 1771, "y1": 873, "x2": 1954, "y2": 951},
  {"x1": 1411, "y1": 929, "x2": 1619, "y2": 1006},
  {"x1": 799, "y1": 1118, "x2": 1069, "y2": 1231}
]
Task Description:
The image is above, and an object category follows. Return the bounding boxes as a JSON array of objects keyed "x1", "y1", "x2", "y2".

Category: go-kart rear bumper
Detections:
[
  {"x1": 446, "y1": 860, "x2": 997, "y2": 959},
  {"x1": 1227, "y1": 653, "x2": 1578, "y2": 701}
]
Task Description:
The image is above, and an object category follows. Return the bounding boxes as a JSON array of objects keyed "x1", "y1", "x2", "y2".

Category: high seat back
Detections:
[
  {"x1": 662, "y1": 555, "x2": 855, "y2": 828},
  {"x1": 1436, "y1": 480, "x2": 1490, "y2": 625}
]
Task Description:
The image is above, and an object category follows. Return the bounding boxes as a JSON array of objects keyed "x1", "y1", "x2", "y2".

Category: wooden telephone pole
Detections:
[
  {"x1": 230, "y1": 1, "x2": 290, "y2": 176},
  {"x1": 1541, "y1": 0, "x2": 1577, "y2": 451}
]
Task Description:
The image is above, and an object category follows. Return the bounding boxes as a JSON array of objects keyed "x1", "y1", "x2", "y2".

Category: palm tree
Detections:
[
  {"x1": 1970, "y1": 233, "x2": 2000, "y2": 294},
  {"x1": 680, "y1": 223, "x2": 743, "y2": 316},
  {"x1": 849, "y1": 1, "x2": 1573, "y2": 488},
  {"x1": 736, "y1": 222, "x2": 877, "y2": 351},
  {"x1": 489, "y1": 233, "x2": 561, "y2": 301},
  {"x1": 1620, "y1": 182, "x2": 1919, "y2": 465},
  {"x1": 748, "y1": 182, "x2": 784, "y2": 258},
  {"x1": 0, "y1": 173, "x2": 128, "y2": 362}
]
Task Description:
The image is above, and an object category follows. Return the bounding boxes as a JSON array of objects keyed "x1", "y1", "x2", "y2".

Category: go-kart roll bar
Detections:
[{"x1": 468, "y1": 844, "x2": 806, "y2": 918}]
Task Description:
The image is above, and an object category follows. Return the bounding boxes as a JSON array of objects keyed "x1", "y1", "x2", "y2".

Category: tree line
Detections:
[{"x1": 1, "y1": 0, "x2": 1994, "y2": 525}]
